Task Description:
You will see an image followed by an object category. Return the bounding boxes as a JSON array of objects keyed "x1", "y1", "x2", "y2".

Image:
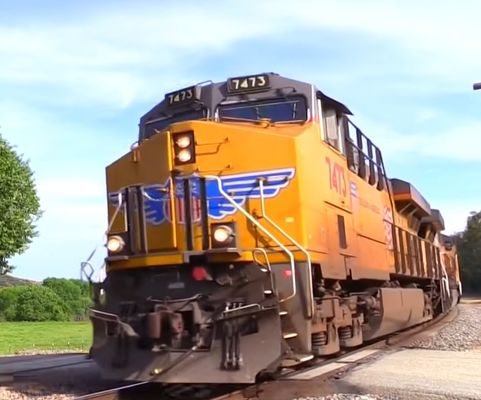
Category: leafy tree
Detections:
[
  {"x1": 0, "y1": 285, "x2": 70, "y2": 321},
  {"x1": 0, "y1": 286, "x2": 24, "y2": 320},
  {"x1": 0, "y1": 279, "x2": 91, "y2": 321},
  {"x1": 455, "y1": 211, "x2": 481, "y2": 293},
  {"x1": 13, "y1": 285, "x2": 69, "y2": 321},
  {"x1": 0, "y1": 135, "x2": 41, "y2": 274},
  {"x1": 68, "y1": 278, "x2": 90, "y2": 297},
  {"x1": 42, "y1": 278, "x2": 91, "y2": 319}
]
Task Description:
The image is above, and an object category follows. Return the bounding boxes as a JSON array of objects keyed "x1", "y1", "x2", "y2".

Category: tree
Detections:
[
  {"x1": 42, "y1": 278, "x2": 91, "y2": 319},
  {"x1": 0, "y1": 285, "x2": 70, "y2": 321},
  {"x1": 454, "y1": 211, "x2": 481, "y2": 294},
  {"x1": 0, "y1": 134, "x2": 41, "y2": 274},
  {"x1": 0, "y1": 286, "x2": 24, "y2": 320},
  {"x1": 14, "y1": 285, "x2": 69, "y2": 321}
]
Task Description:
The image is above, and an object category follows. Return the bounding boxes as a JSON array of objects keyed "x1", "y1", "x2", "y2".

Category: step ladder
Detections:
[{"x1": 279, "y1": 308, "x2": 314, "y2": 367}]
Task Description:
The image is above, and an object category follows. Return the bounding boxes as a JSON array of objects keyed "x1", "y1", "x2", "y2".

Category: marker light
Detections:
[
  {"x1": 177, "y1": 149, "x2": 192, "y2": 163},
  {"x1": 192, "y1": 266, "x2": 211, "y2": 281},
  {"x1": 283, "y1": 269, "x2": 293, "y2": 278},
  {"x1": 213, "y1": 225, "x2": 233, "y2": 243},
  {"x1": 175, "y1": 135, "x2": 191, "y2": 148},
  {"x1": 107, "y1": 235, "x2": 125, "y2": 253}
]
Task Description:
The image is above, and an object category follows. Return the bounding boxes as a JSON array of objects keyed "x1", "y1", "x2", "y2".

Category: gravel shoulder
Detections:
[
  {"x1": 293, "y1": 303, "x2": 481, "y2": 400},
  {"x1": 405, "y1": 303, "x2": 481, "y2": 351},
  {"x1": 0, "y1": 363, "x2": 119, "y2": 400}
]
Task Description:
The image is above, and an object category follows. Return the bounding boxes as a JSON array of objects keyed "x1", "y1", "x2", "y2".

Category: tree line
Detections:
[
  {"x1": 454, "y1": 210, "x2": 481, "y2": 294},
  {"x1": 0, "y1": 278, "x2": 91, "y2": 321}
]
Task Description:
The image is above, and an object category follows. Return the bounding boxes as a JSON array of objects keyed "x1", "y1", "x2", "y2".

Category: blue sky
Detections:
[{"x1": 1, "y1": 0, "x2": 480, "y2": 281}]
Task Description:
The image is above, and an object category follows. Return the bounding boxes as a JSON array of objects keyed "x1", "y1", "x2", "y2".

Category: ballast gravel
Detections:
[
  {"x1": 293, "y1": 303, "x2": 481, "y2": 400},
  {"x1": 294, "y1": 395, "x2": 400, "y2": 400},
  {"x1": 0, "y1": 385, "x2": 75, "y2": 400},
  {"x1": 406, "y1": 303, "x2": 481, "y2": 351}
]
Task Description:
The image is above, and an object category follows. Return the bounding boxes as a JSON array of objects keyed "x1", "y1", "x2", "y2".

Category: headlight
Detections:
[
  {"x1": 177, "y1": 149, "x2": 192, "y2": 163},
  {"x1": 175, "y1": 135, "x2": 191, "y2": 148},
  {"x1": 107, "y1": 235, "x2": 125, "y2": 253},
  {"x1": 173, "y1": 131, "x2": 195, "y2": 165},
  {"x1": 210, "y1": 223, "x2": 237, "y2": 248},
  {"x1": 213, "y1": 225, "x2": 233, "y2": 243}
]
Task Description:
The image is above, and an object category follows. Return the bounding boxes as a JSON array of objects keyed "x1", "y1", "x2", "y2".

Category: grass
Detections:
[{"x1": 0, "y1": 321, "x2": 92, "y2": 355}]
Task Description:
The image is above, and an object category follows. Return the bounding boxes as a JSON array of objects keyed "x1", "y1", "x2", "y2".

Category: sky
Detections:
[{"x1": 1, "y1": 0, "x2": 481, "y2": 281}]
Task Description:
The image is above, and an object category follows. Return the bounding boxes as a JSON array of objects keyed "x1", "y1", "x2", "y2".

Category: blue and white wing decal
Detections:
[
  {"x1": 206, "y1": 168, "x2": 295, "y2": 219},
  {"x1": 143, "y1": 181, "x2": 170, "y2": 225}
]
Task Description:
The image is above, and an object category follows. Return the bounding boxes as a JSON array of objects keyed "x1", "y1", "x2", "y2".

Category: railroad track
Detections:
[
  {"x1": 74, "y1": 382, "x2": 245, "y2": 400},
  {"x1": 0, "y1": 353, "x2": 91, "y2": 383},
  {"x1": 75, "y1": 306, "x2": 459, "y2": 400}
]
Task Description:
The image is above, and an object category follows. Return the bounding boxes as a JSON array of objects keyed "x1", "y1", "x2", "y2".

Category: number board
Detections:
[
  {"x1": 165, "y1": 86, "x2": 199, "y2": 107},
  {"x1": 227, "y1": 74, "x2": 270, "y2": 94}
]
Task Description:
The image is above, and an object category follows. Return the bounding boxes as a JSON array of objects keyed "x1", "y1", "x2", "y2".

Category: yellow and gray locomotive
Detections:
[{"x1": 87, "y1": 73, "x2": 461, "y2": 383}]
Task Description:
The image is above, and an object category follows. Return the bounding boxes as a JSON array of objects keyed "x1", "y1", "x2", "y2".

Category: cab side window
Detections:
[
  {"x1": 324, "y1": 109, "x2": 339, "y2": 150},
  {"x1": 319, "y1": 102, "x2": 344, "y2": 154}
]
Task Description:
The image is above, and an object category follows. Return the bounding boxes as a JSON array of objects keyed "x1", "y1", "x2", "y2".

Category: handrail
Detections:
[
  {"x1": 252, "y1": 247, "x2": 276, "y2": 294},
  {"x1": 252, "y1": 248, "x2": 272, "y2": 273},
  {"x1": 258, "y1": 178, "x2": 314, "y2": 317},
  {"x1": 440, "y1": 263, "x2": 451, "y2": 300},
  {"x1": 204, "y1": 175, "x2": 297, "y2": 303},
  {"x1": 80, "y1": 192, "x2": 124, "y2": 282}
]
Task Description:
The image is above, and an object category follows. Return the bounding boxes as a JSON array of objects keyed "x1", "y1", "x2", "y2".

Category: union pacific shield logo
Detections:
[{"x1": 108, "y1": 168, "x2": 295, "y2": 225}]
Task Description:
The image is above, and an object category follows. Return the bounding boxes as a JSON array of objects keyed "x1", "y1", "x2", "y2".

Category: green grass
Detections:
[{"x1": 0, "y1": 321, "x2": 92, "y2": 355}]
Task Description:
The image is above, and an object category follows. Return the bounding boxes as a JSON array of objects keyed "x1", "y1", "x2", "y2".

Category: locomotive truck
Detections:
[{"x1": 85, "y1": 72, "x2": 461, "y2": 384}]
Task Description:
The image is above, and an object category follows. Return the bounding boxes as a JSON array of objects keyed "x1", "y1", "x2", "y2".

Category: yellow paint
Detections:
[{"x1": 104, "y1": 114, "x2": 456, "y2": 283}]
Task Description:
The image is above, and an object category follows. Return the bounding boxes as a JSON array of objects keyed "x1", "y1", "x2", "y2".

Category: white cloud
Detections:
[
  {"x1": 35, "y1": 176, "x2": 107, "y2": 241},
  {"x1": 37, "y1": 177, "x2": 105, "y2": 202},
  {"x1": 416, "y1": 108, "x2": 439, "y2": 122},
  {"x1": 4, "y1": 1, "x2": 481, "y2": 280},
  {"x1": 353, "y1": 114, "x2": 481, "y2": 162},
  {"x1": 2, "y1": 1, "x2": 481, "y2": 108}
]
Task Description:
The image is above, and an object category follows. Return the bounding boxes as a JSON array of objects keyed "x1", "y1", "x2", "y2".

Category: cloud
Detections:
[
  {"x1": 0, "y1": 3, "x2": 275, "y2": 108},
  {"x1": 37, "y1": 177, "x2": 105, "y2": 202},
  {"x1": 352, "y1": 113, "x2": 481, "y2": 162},
  {"x1": 2, "y1": 0, "x2": 481, "y2": 110},
  {"x1": 12, "y1": 177, "x2": 109, "y2": 280},
  {"x1": 35, "y1": 176, "x2": 107, "y2": 237}
]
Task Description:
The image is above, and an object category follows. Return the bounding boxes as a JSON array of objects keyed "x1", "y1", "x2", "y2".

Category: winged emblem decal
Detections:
[
  {"x1": 142, "y1": 181, "x2": 171, "y2": 225},
  {"x1": 108, "y1": 168, "x2": 295, "y2": 224},
  {"x1": 205, "y1": 168, "x2": 295, "y2": 219}
]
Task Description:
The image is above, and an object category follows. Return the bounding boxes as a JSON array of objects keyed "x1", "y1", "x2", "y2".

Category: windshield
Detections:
[
  {"x1": 218, "y1": 96, "x2": 307, "y2": 123},
  {"x1": 144, "y1": 109, "x2": 207, "y2": 138}
]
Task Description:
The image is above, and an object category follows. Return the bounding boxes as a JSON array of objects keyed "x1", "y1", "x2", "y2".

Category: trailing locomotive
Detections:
[{"x1": 86, "y1": 73, "x2": 461, "y2": 384}]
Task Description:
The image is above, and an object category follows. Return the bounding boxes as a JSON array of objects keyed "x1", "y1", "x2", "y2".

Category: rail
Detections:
[
  {"x1": 74, "y1": 381, "x2": 150, "y2": 400},
  {"x1": 204, "y1": 175, "x2": 297, "y2": 303}
]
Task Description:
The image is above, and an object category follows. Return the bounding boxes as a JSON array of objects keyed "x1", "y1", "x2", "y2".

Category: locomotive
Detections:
[{"x1": 86, "y1": 73, "x2": 461, "y2": 384}]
